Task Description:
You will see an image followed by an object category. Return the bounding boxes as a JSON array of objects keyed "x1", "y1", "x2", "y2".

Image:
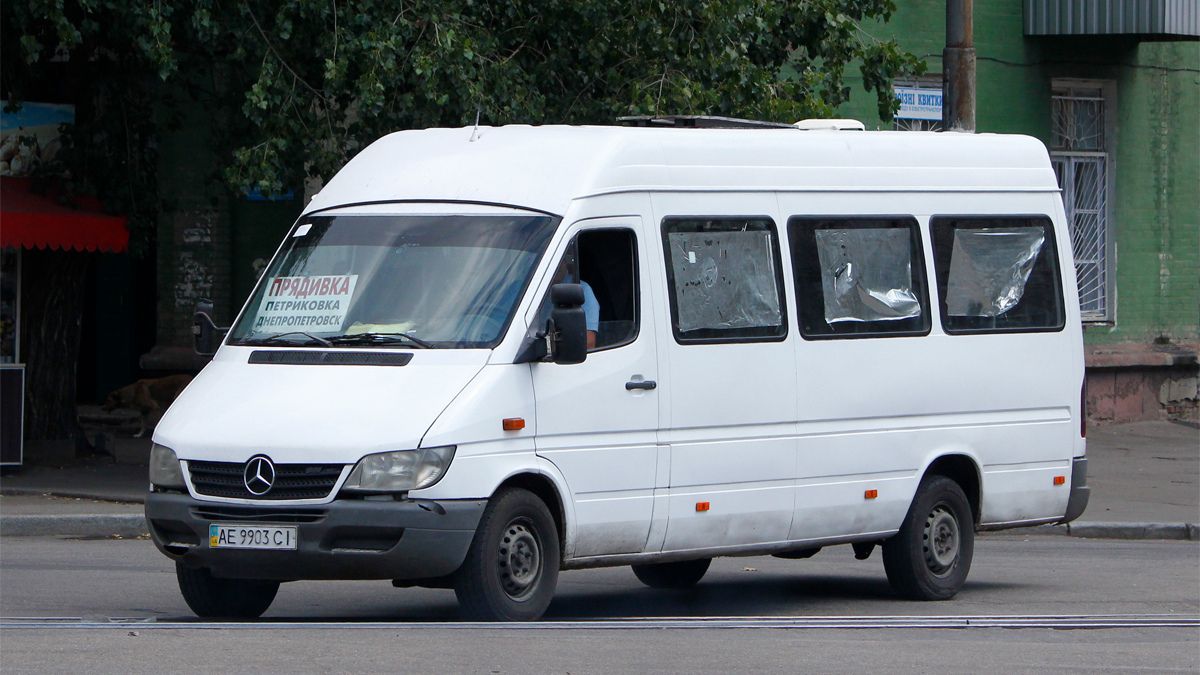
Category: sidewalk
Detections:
[
  {"x1": 1078, "y1": 421, "x2": 1198, "y2": 525},
  {"x1": 1, "y1": 421, "x2": 1196, "y2": 539},
  {"x1": 1047, "y1": 420, "x2": 1199, "y2": 540}
]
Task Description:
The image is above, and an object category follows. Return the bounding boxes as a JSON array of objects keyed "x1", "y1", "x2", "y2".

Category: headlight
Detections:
[
  {"x1": 149, "y1": 443, "x2": 186, "y2": 489},
  {"x1": 342, "y1": 446, "x2": 456, "y2": 493}
]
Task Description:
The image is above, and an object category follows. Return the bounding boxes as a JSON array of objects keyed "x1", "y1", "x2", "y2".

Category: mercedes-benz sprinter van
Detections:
[{"x1": 146, "y1": 120, "x2": 1089, "y2": 621}]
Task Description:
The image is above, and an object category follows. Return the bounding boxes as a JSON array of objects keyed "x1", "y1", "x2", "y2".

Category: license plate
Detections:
[{"x1": 209, "y1": 524, "x2": 297, "y2": 550}]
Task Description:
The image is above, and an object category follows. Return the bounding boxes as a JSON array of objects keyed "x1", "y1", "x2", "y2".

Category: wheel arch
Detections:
[
  {"x1": 920, "y1": 453, "x2": 983, "y2": 526},
  {"x1": 493, "y1": 470, "x2": 570, "y2": 559}
]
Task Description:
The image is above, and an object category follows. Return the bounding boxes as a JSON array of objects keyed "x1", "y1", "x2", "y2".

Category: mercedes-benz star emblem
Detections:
[{"x1": 243, "y1": 455, "x2": 276, "y2": 496}]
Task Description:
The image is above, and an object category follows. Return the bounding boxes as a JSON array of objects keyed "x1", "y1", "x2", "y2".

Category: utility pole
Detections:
[{"x1": 943, "y1": 0, "x2": 976, "y2": 132}]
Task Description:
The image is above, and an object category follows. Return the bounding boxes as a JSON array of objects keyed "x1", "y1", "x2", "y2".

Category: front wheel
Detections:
[
  {"x1": 882, "y1": 475, "x2": 974, "y2": 600},
  {"x1": 454, "y1": 488, "x2": 560, "y2": 621},
  {"x1": 175, "y1": 564, "x2": 279, "y2": 618}
]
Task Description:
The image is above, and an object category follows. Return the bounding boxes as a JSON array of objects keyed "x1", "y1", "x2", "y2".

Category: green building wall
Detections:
[
  {"x1": 1105, "y1": 41, "x2": 1199, "y2": 346},
  {"x1": 838, "y1": 0, "x2": 1199, "y2": 348}
]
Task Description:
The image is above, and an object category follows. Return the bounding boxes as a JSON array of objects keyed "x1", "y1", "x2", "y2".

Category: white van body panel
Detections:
[
  {"x1": 304, "y1": 127, "x2": 1059, "y2": 219},
  {"x1": 773, "y1": 190, "x2": 1082, "y2": 535},
  {"x1": 528, "y1": 215, "x2": 663, "y2": 558},
  {"x1": 152, "y1": 125, "x2": 1086, "y2": 578},
  {"x1": 412, "y1": 359, "x2": 583, "y2": 554},
  {"x1": 648, "y1": 192, "x2": 800, "y2": 551},
  {"x1": 413, "y1": 448, "x2": 580, "y2": 552},
  {"x1": 156, "y1": 347, "x2": 489, "y2": 466},
  {"x1": 415, "y1": 363, "x2": 536, "y2": 453}
]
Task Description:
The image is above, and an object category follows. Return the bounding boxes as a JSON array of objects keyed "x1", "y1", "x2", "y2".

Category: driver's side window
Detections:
[{"x1": 535, "y1": 228, "x2": 639, "y2": 352}]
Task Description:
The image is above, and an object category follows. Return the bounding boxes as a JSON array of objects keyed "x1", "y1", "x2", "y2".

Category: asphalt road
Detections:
[{"x1": 1, "y1": 533, "x2": 1197, "y2": 672}]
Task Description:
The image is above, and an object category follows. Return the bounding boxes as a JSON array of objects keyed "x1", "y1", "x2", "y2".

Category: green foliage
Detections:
[{"x1": 5, "y1": 0, "x2": 923, "y2": 202}]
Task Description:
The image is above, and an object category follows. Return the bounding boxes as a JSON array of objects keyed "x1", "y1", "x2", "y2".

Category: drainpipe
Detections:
[{"x1": 943, "y1": 0, "x2": 976, "y2": 132}]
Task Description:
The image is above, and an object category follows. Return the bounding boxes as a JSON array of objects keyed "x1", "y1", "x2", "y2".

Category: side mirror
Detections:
[
  {"x1": 548, "y1": 283, "x2": 587, "y2": 365},
  {"x1": 192, "y1": 299, "x2": 229, "y2": 356}
]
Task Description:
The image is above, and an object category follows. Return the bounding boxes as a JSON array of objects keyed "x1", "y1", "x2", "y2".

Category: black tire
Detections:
[
  {"x1": 454, "y1": 488, "x2": 560, "y2": 621},
  {"x1": 175, "y1": 563, "x2": 279, "y2": 619},
  {"x1": 631, "y1": 558, "x2": 712, "y2": 589},
  {"x1": 882, "y1": 475, "x2": 974, "y2": 600}
]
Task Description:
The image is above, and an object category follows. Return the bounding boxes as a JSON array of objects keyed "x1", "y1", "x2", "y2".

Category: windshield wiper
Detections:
[
  {"x1": 327, "y1": 332, "x2": 432, "y2": 349},
  {"x1": 240, "y1": 331, "x2": 332, "y2": 347}
]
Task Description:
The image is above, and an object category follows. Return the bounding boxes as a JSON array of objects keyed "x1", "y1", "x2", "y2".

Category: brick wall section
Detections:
[
  {"x1": 156, "y1": 207, "x2": 232, "y2": 348},
  {"x1": 1087, "y1": 366, "x2": 1198, "y2": 424}
]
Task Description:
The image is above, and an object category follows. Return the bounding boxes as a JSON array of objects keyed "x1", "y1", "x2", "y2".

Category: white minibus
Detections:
[{"x1": 146, "y1": 119, "x2": 1089, "y2": 620}]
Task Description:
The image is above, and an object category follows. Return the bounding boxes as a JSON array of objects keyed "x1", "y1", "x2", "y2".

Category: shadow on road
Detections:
[
  {"x1": 544, "y1": 575, "x2": 1021, "y2": 619},
  {"x1": 143, "y1": 573, "x2": 1023, "y2": 624}
]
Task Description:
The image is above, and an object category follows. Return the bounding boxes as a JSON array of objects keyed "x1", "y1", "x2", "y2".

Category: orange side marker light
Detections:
[
  {"x1": 695, "y1": 501, "x2": 711, "y2": 512},
  {"x1": 1053, "y1": 475, "x2": 1066, "y2": 486},
  {"x1": 502, "y1": 417, "x2": 525, "y2": 431},
  {"x1": 864, "y1": 489, "x2": 878, "y2": 500}
]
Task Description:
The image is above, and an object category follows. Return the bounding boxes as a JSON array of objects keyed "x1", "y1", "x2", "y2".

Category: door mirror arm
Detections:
[
  {"x1": 515, "y1": 323, "x2": 549, "y2": 364},
  {"x1": 541, "y1": 320, "x2": 555, "y2": 357}
]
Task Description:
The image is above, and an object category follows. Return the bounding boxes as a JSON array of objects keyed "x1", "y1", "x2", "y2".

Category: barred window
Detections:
[{"x1": 1051, "y1": 80, "x2": 1113, "y2": 323}]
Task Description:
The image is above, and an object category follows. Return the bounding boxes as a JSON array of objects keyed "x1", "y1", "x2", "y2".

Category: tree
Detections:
[
  {"x1": 7, "y1": 1, "x2": 922, "y2": 197},
  {"x1": 3, "y1": 1, "x2": 921, "y2": 440}
]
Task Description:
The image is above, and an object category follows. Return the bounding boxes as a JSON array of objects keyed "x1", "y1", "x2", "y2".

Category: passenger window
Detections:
[
  {"x1": 788, "y1": 217, "x2": 930, "y2": 339},
  {"x1": 931, "y1": 216, "x2": 1065, "y2": 333},
  {"x1": 662, "y1": 217, "x2": 786, "y2": 343},
  {"x1": 534, "y1": 229, "x2": 639, "y2": 351}
]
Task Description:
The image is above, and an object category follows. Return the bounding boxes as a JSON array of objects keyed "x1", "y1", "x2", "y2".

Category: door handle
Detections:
[{"x1": 625, "y1": 380, "x2": 657, "y2": 391}]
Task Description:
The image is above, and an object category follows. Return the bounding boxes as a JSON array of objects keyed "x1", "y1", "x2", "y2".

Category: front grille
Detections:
[
  {"x1": 191, "y1": 505, "x2": 327, "y2": 523},
  {"x1": 187, "y1": 460, "x2": 345, "y2": 500}
]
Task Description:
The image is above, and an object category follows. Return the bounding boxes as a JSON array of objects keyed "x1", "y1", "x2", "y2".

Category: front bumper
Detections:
[
  {"x1": 1061, "y1": 456, "x2": 1090, "y2": 524},
  {"x1": 145, "y1": 492, "x2": 486, "y2": 581}
]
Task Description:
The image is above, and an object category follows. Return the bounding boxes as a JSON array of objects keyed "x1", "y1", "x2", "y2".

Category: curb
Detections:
[
  {"x1": 1034, "y1": 521, "x2": 1199, "y2": 541},
  {"x1": 0, "y1": 514, "x2": 148, "y2": 538},
  {"x1": 0, "y1": 487, "x2": 146, "y2": 505}
]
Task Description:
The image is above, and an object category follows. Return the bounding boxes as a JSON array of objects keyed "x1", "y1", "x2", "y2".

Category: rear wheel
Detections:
[
  {"x1": 454, "y1": 488, "x2": 560, "y2": 621},
  {"x1": 631, "y1": 558, "x2": 712, "y2": 589},
  {"x1": 175, "y1": 564, "x2": 279, "y2": 619},
  {"x1": 882, "y1": 475, "x2": 974, "y2": 600}
]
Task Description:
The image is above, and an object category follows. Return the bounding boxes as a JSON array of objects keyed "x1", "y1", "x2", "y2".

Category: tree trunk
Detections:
[{"x1": 19, "y1": 248, "x2": 90, "y2": 441}]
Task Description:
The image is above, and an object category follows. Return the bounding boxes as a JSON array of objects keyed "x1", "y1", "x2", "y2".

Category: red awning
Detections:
[{"x1": 0, "y1": 177, "x2": 128, "y2": 253}]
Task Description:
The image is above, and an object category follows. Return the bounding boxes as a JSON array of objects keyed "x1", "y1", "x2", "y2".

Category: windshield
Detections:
[{"x1": 228, "y1": 214, "x2": 558, "y2": 348}]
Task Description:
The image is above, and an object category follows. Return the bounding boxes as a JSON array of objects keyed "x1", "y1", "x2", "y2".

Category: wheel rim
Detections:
[
  {"x1": 497, "y1": 518, "x2": 542, "y2": 601},
  {"x1": 923, "y1": 504, "x2": 960, "y2": 577}
]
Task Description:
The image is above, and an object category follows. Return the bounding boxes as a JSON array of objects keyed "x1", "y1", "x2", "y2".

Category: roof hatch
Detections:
[{"x1": 793, "y1": 119, "x2": 866, "y2": 131}]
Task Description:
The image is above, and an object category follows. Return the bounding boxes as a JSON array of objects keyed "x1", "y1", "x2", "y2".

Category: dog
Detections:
[{"x1": 103, "y1": 374, "x2": 193, "y2": 437}]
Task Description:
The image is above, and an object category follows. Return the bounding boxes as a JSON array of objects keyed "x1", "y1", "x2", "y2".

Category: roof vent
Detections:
[{"x1": 794, "y1": 119, "x2": 866, "y2": 131}]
